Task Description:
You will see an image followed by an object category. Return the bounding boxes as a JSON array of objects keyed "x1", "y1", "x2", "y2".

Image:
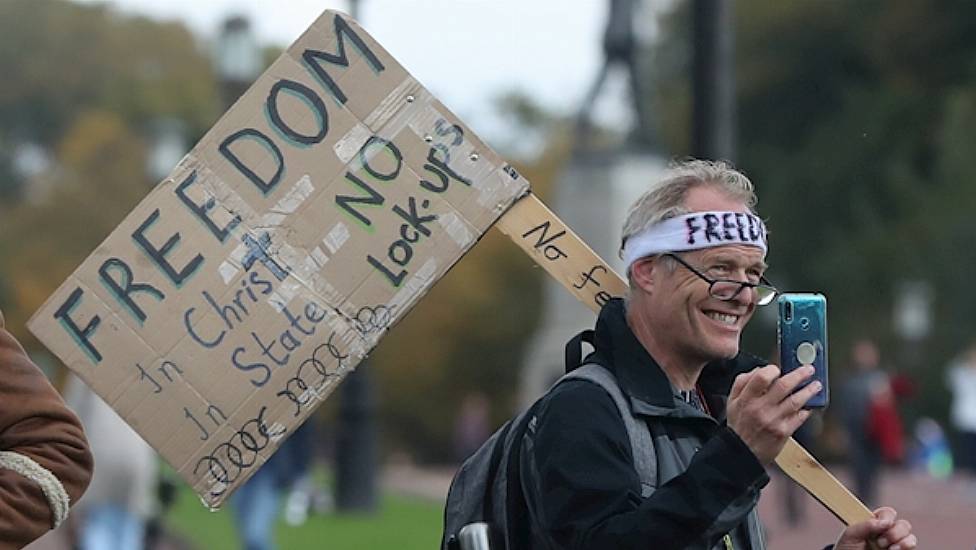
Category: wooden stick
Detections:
[
  {"x1": 775, "y1": 438, "x2": 874, "y2": 524},
  {"x1": 495, "y1": 192, "x2": 877, "y2": 531}
]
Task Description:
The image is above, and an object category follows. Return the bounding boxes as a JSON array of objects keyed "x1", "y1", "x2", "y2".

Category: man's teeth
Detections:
[{"x1": 707, "y1": 312, "x2": 738, "y2": 325}]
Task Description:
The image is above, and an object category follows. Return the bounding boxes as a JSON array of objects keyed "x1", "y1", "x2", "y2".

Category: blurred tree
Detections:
[
  {"x1": 0, "y1": 0, "x2": 567, "y2": 464},
  {"x1": 647, "y1": 0, "x2": 976, "y2": 432},
  {"x1": 2, "y1": 111, "x2": 149, "y2": 343},
  {"x1": 0, "y1": 0, "x2": 219, "y2": 341},
  {"x1": 372, "y1": 102, "x2": 571, "y2": 460},
  {"x1": 0, "y1": 0, "x2": 218, "y2": 146}
]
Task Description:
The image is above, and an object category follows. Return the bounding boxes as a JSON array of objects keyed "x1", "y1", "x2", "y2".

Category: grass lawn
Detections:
[{"x1": 165, "y1": 482, "x2": 444, "y2": 550}]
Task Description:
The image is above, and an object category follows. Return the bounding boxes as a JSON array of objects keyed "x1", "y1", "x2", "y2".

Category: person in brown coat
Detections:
[{"x1": 0, "y1": 308, "x2": 93, "y2": 548}]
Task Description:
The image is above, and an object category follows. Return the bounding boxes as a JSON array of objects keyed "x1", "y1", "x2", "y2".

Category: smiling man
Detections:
[{"x1": 517, "y1": 160, "x2": 916, "y2": 550}]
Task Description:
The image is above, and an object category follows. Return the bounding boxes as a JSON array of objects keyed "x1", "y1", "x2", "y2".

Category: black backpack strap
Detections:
[
  {"x1": 561, "y1": 364, "x2": 657, "y2": 497},
  {"x1": 503, "y1": 406, "x2": 537, "y2": 550},
  {"x1": 481, "y1": 418, "x2": 515, "y2": 521},
  {"x1": 564, "y1": 329, "x2": 595, "y2": 373}
]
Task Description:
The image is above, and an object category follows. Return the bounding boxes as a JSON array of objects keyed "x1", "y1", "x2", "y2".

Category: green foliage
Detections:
[
  {"x1": 165, "y1": 480, "x2": 442, "y2": 550},
  {"x1": 0, "y1": 0, "x2": 555, "y2": 465},
  {"x1": 650, "y1": 0, "x2": 976, "y2": 428},
  {"x1": 0, "y1": 0, "x2": 220, "y2": 346},
  {"x1": 0, "y1": 0, "x2": 219, "y2": 146}
]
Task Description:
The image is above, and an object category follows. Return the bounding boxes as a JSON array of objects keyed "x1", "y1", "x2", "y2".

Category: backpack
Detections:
[{"x1": 440, "y1": 330, "x2": 656, "y2": 550}]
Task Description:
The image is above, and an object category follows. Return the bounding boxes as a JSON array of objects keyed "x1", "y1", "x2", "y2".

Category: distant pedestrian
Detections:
[
  {"x1": 779, "y1": 415, "x2": 820, "y2": 527},
  {"x1": 840, "y1": 338, "x2": 903, "y2": 505},
  {"x1": 452, "y1": 392, "x2": 491, "y2": 462},
  {"x1": 232, "y1": 458, "x2": 283, "y2": 550},
  {"x1": 232, "y1": 420, "x2": 319, "y2": 550},
  {"x1": 63, "y1": 374, "x2": 156, "y2": 550},
  {"x1": 771, "y1": 343, "x2": 820, "y2": 528},
  {"x1": 909, "y1": 417, "x2": 952, "y2": 480},
  {"x1": 946, "y1": 340, "x2": 976, "y2": 497},
  {"x1": 282, "y1": 417, "x2": 333, "y2": 527}
]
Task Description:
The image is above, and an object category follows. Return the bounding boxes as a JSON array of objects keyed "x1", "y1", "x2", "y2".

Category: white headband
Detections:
[{"x1": 622, "y1": 210, "x2": 768, "y2": 271}]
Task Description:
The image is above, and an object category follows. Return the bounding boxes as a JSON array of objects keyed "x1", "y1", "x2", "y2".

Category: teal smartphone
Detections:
[{"x1": 777, "y1": 293, "x2": 828, "y2": 409}]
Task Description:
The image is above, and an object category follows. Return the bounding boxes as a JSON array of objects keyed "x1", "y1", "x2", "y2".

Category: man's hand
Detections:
[
  {"x1": 726, "y1": 364, "x2": 820, "y2": 464},
  {"x1": 834, "y1": 507, "x2": 916, "y2": 550}
]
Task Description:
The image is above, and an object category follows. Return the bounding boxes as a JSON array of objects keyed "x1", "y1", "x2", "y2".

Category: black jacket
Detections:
[{"x1": 519, "y1": 298, "x2": 769, "y2": 549}]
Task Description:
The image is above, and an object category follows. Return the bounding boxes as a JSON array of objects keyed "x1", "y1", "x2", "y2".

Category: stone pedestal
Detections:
[{"x1": 519, "y1": 151, "x2": 666, "y2": 405}]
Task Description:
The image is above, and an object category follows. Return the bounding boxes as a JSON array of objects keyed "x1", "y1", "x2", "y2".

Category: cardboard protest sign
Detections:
[{"x1": 28, "y1": 9, "x2": 528, "y2": 507}]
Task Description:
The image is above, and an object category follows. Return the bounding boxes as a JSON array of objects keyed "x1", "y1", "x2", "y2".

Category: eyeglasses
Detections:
[{"x1": 663, "y1": 253, "x2": 778, "y2": 306}]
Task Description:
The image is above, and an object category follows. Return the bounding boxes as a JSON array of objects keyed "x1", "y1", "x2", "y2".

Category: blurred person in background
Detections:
[
  {"x1": 452, "y1": 391, "x2": 491, "y2": 462},
  {"x1": 946, "y1": 340, "x2": 976, "y2": 498},
  {"x1": 232, "y1": 452, "x2": 285, "y2": 550},
  {"x1": 63, "y1": 374, "x2": 156, "y2": 550},
  {"x1": 768, "y1": 343, "x2": 821, "y2": 528},
  {"x1": 0, "y1": 307, "x2": 93, "y2": 548},
  {"x1": 908, "y1": 417, "x2": 953, "y2": 481},
  {"x1": 779, "y1": 415, "x2": 821, "y2": 528},
  {"x1": 281, "y1": 418, "x2": 333, "y2": 527},
  {"x1": 232, "y1": 420, "x2": 319, "y2": 550},
  {"x1": 840, "y1": 338, "x2": 904, "y2": 505}
]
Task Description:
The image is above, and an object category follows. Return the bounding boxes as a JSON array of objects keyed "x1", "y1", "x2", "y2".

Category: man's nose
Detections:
[{"x1": 730, "y1": 282, "x2": 757, "y2": 306}]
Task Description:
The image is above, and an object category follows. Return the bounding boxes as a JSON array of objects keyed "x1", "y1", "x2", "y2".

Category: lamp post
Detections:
[
  {"x1": 334, "y1": 0, "x2": 379, "y2": 514},
  {"x1": 214, "y1": 15, "x2": 262, "y2": 109},
  {"x1": 692, "y1": 0, "x2": 735, "y2": 161}
]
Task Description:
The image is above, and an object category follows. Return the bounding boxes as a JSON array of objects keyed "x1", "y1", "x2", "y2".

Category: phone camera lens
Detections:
[
  {"x1": 783, "y1": 302, "x2": 793, "y2": 322},
  {"x1": 799, "y1": 317, "x2": 810, "y2": 329}
]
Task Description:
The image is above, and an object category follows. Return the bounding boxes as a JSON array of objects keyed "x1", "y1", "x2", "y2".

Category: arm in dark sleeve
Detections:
[
  {"x1": 521, "y1": 381, "x2": 767, "y2": 550},
  {"x1": 0, "y1": 324, "x2": 93, "y2": 548}
]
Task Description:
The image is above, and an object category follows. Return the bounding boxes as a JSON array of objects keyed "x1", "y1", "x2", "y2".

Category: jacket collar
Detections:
[{"x1": 590, "y1": 298, "x2": 765, "y2": 419}]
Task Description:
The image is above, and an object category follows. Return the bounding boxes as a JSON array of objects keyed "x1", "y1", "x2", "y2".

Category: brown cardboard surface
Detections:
[{"x1": 28, "y1": 9, "x2": 528, "y2": 508}]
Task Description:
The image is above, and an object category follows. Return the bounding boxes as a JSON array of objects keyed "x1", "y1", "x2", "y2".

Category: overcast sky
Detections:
[{"x1": 77, "y1": 0, "x2": 647, "y2": 142}]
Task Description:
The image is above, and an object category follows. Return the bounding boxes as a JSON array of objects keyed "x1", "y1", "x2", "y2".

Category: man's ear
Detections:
[{"x1": 629, "y1": 257, "x2": 657, "y2": 294}]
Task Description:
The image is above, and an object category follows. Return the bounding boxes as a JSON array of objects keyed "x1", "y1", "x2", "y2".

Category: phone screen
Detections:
[{"x1": 777, "y1": 293, "x2": 829, "y2": 409}]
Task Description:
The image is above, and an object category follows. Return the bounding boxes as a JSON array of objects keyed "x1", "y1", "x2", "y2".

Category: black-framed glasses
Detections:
[{"x1": 664, "y1": 253, "x2": 778, "y2": 306}]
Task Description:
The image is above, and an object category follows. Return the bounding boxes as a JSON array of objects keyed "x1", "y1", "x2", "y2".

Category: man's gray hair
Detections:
[{"x1": 619, "y1": 159, "x2": 758, "y2": 260}]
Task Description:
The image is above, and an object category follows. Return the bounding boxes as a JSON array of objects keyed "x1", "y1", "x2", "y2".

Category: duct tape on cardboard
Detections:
[{"x1": 28, "y1": 10, "x2": 529, "y2": 507}]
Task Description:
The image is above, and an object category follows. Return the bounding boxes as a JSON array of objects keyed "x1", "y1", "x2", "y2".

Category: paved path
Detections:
[
  {"x1": 26, "y1": 464, "x2": 976, "y2": 549},
  {"x1": 760, "y1": 468, "x2": 975, "y2": 549},
  {"x1": 386, "y1": 464, "x2": 976, "y2": 549}
]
